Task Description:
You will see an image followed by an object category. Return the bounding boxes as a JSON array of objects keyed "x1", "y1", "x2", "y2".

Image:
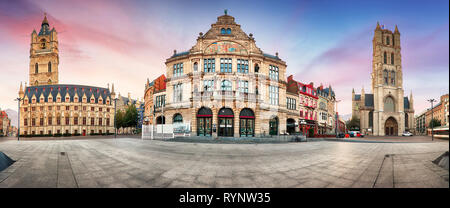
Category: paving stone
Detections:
[{"x1": 0, "y1": 138, "x2": 447, "y2": 188}]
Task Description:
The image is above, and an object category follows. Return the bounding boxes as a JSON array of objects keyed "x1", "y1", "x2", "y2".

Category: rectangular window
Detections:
[
  {"x1": 65, "y1": 117, "x2": 70, "y2": 125},
  {"x1": 173, "y1": 63, "x2": 183, "y2": 77},
  {"x1": 239, "y1": 80, "x2": 249, "y2": 93},
  {"x1": 269, "y1": 65, "x2": 279, "y2": 81},
  {"x1": 39, "y1": 118, "x2": 44, "y2": 126},
  {"x1": 66, "y1": 106, "x2": 70, "y2": 111},
  {"x1": 203, "y1": 80, "x2": 214, "y2": 91},
  {"x1": 203, "y1": 58, "x2": 215, "y2": 72},
  {"x1": 83, "y1": 117, "x2": 86, "y2": 125},
  {"x1": 91, "y1": 118, "x2": 95, "y2": 126},
  {"x1": 155, "y1": 95, "x2": 166, "y2": 107},
  {"x1": 32, "y1": 118, "x2": 36, "y2": 126},
  {"x1": 74, "y1": 117, "x2": 78, "y2": 125},
  {"x1": 287, "y1": 98, "x2": 296, "y2": 110},
  {"x1": 48, "y1": 117, "x2": 52, "y2": 125},
  {"x1": 91, "y1": 107, "x2": 95, "y2": 111},
  {"x1": 74, "y1": 106, "x2": 78, "y2": 111},
  {"x1": 24, "y1": 118, "x2": 28, "y2": 126},
  {"x1": 173, "y1": 83, "x2": 183, "y2": 102},
  {"x1": 57, "y1": 117, "x2": 61, "y2": 125},
  {"x1": 99, "y1": 118, "x2": 102, "y2": 126},
  {"x1": 269, "y1": 86, "x2": 279, "y2": 105},
  {"x1": 237, "y1": 59, "x2": 249, "y2": 73},
  {"x1": 220, "y1": 58, "x2": 232, "y2": 73}
]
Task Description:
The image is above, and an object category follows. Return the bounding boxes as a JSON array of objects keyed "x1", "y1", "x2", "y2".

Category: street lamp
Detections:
[
  {"x1": 14, "y1": 97, "x2": 23, "y2": 141},
  {"x1": 335, "y1": 99, "x2": 341, "y2": 137},
  {"x1": 427, "y1": 98, "x2": 436, "y2": 141},
  {"x1": 113, "y1": 97, "x2": 119, "y2": 139}
]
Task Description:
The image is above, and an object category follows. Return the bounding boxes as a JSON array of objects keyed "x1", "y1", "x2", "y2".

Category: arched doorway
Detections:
[
  {"x1": 156, "y1": 116, "x2": 165, "y2": 124},
  {"x1": 286, "y1": 118, "x2": 296, "y2": 135},
  {"x1": 239, "y1": 108, "x2": 255, "y2": 137},
  {"x1": 269, "y1": 116, "x2": 279, "y2": 136},
  {"x1": 218, "y1": 108, "x2": 234, "y2": 137},
  {"x1": 197, "y1": 107, "x2": 212, "y2": 136},
  {"x1": 385, "y1": 117, "x2": 398, "y2": 136}
]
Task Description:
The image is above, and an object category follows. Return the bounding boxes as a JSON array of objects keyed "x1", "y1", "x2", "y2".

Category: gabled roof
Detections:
[{"x1": 24, "y1": 84, "x2": 111, "y2": 104}]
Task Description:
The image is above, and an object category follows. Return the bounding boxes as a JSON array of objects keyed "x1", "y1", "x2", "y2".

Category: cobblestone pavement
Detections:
[{"x1": 0, "y1": 138, "x2": 448, "y2": 188}]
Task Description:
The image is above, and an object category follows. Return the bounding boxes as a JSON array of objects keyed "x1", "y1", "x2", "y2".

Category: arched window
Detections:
[
  {"x1": 173, "y1": 114, "x2": 183, "y2": 123},
  {"x1": 221, "y1": 80, "x2": 232, "y2": 91},
  {"x1": 391, "y1": 53, "x2": 394, "y2": 65},
  {"x1": 383, "y1": 52, "x2": 387, "y2": 64},
  {"x1": 221, "y1": 28, "x2": 226, "y2": 34},
  {"x1": 390, "y1": 71, "x2": 396, "y2": 85},
  {"x1": 384, "y1": 96, "x2": 395, "y2": 112},
  {"x1": 386, "y1": 36, "x2": 390, "y2": 45},
  {"x1": 193, "y1": 62, "x2": 198, "y2": 72},
  {"x1": 35, "y1": 63, "x2": 38, "y2": 74},
  {"x1": 48, "y1": 62, "x2": 51, "y2": 72},
  {"x1": 383, "y1": 69, "x2": 388, "y2": 85},
  {"x1": 254, "y1": 64, "x2": 259, "y2": 73},
  {"x1": 226, "y1": 28, "x2": 231, "y2": 34}
]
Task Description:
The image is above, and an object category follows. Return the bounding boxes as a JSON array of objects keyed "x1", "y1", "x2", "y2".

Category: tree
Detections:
[
  {"x1": 346, "y1": 116, "x2": 360, "y2": 131},
  {"x1": 124, "y1": 104, "x2": 138, "y2": 130},
  {"x1": 429, "y1": 118, "x2": 441, "y2": 128},
  {"x1": 115, "y1": 110, "x2": 125, "y2": 133}
]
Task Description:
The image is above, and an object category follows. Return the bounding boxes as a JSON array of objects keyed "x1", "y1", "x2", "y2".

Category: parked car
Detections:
[
  {"x1": 402, "y1": 131, "x2": 413, "y2": 136},
  {"x1": 336, "y1": 133, "x2": 345, "y2": 138}
]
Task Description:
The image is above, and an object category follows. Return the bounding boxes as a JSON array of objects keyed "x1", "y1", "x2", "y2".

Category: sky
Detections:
[{"x1": 0, "y1": 0, "x2": 448, "y2": 118}]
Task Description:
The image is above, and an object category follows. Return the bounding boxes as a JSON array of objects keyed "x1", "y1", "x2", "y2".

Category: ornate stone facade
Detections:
[
  {"x1": 154, "y1": 12, "x2": 295, "y2": 137},
  {"x1": 352, "y1": 23, "x2": 414, "y2": 136},
  {"x1": 18, "y1": 15, "x2": 115, "y2": 136}
]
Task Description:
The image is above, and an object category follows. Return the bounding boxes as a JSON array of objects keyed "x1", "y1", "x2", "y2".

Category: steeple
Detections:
[
  {"x1": 110, "y1": 83, "x2": 116, "y2": 98},
  {"x1": 394, "y1": 25, "x2": 400, "y2": 34},
  {"x1": 19, "y1": 82, "x2": 24, "y2": 98},
  {"x1": 375, "y1": 21, "x2": 381, "y2": 31},
  {"x1": 42, "y1": 13, "x2": 49, "y2": 27}
]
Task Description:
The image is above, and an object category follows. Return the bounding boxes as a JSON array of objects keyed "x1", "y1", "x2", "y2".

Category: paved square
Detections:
[{"x1": 0, "y1": 138, "x2": 448, "y2": 188}]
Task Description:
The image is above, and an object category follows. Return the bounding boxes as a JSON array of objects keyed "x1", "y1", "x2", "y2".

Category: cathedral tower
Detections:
[
  {"x1": 372, "y1": 23, "x2": 405, "y2": 136},
  {"x1": 352, "y1": 23, "x2": 414, "y2": 136},
  {"x1": 29, "y1": 13, "x2": 59, "y2": 86}
]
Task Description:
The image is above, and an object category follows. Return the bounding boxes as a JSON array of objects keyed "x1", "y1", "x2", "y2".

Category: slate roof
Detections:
[
  {"x1": 404, "y1": 97, "x2": 410, "y2": 109},
  {"x1": 171, "y1": 51, "x2": 189, "y2": 58},
  {"x1": 263, "y1": 53, "x2": 281, "y2": 60},
  {"x1": 24, "y1": 84, "x2": 111, "y2": 104}
]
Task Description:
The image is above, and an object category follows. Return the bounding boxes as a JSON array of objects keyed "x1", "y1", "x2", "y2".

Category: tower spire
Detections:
[
  {"x1": 42, "y1": 13, "x2": 49, "y2": 26},
  {"x1": 376, "y1": 21, "x2": 381, "y2": 30},
  {"x1": 394, "y1": 25, "x2": 400, "y2": 34}
]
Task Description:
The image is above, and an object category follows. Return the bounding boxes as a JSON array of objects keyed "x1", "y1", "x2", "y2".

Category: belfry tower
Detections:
[{"x1": 29, "y1": 13, "x2": 59, "y2": 86}]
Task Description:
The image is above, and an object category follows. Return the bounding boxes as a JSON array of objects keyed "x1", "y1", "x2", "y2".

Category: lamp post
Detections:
[
  {"x1": 15, "y1": 97, "x2": 23, "y2": 141},
  {"x1": 427, "y1": 98, "x2": 436, "y2": 141},
  {"x1": 113, "y1": 97, "x2": 118, "y2": 139},
  {"x1": 335, "y1": 99, "x2": 341, "y2": 137}
]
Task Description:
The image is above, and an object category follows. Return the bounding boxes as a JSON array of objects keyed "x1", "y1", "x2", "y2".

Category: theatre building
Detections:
[{"x1": 155, "y1": 12, "x2": 297, "y2": 137}]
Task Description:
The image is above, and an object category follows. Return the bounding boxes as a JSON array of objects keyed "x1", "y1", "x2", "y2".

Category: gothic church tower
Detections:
[
  {"x1": 371, "y1": 23, "x2": 405, "y2": 136},
  {"x1": 29, "y1": 14, "x2": 59, "y2": 86}
]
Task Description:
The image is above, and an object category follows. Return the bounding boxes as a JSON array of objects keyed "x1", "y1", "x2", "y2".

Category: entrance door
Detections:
[
  {"x1": 219, "y1": 117, "x2": 233, "y2": 137},
  {"x1": 197, "y1": 107, "x2": 213, "y2": 136},
  {"x1": 286, "y1": 119, "x2": 296, "y2": 135},
  {"x1": 384, "y1": 117, "x2": 398, "y2": 136},
  {"x1": 269, "y1": 117, "x2": 279, "y2": 135},
  {"x1": 218, "y1": 108, "x2": 234, "y2": 137},
  {"x1": 240, "y1": 118, "x2": 254, "y2": 137},
  {"x1": 197, "y1": 117, "x2": 212, "y2": 136}
]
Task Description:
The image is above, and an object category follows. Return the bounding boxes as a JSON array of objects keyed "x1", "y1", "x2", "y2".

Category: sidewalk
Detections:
[{"x1": 324, "y1": 135, "x2": 448, "y2": 143}]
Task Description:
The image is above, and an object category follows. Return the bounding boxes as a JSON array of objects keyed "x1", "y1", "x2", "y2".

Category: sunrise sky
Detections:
[{"x1": 0, "y1": 0, "x2": 448, "y2": 118}]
